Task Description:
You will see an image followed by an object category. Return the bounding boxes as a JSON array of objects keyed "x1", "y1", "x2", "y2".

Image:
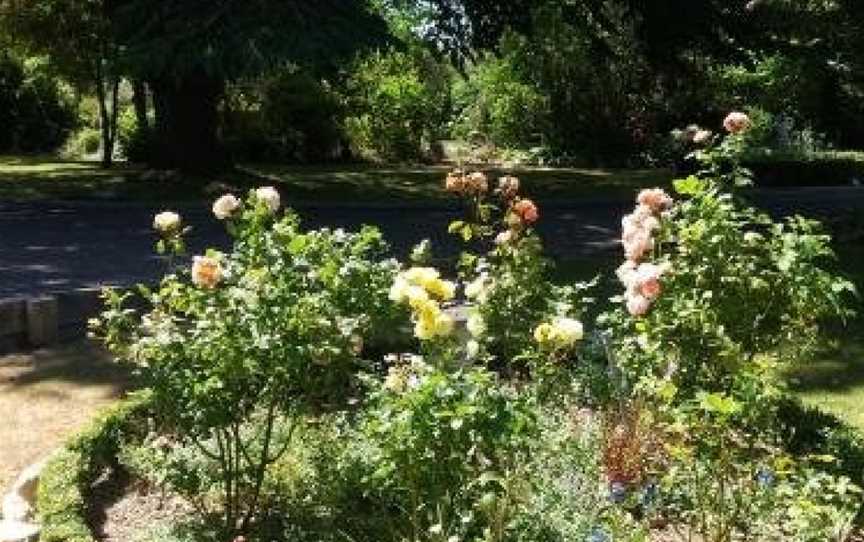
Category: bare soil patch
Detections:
[{"x1": 0, "y1": 340, "x2": 129, "y2": 492}]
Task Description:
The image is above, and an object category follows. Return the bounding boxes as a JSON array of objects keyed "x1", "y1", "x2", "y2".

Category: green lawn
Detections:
[
  {"x1": 786, "y1": 247, "x2": 864, "y2": 431},
  {"x1": 0, "y1": 155, "x2": 671, "y2": 203}
]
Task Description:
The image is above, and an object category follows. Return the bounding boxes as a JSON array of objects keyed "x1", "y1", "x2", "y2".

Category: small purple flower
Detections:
[{"x1": 609, "y1": 481, "x2": 628, "y2": 503}]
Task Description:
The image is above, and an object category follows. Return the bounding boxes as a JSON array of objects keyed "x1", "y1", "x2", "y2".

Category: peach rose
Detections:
[
  {"x1": 513, "y1": 199, "x2": 539, "y2": 225},
  {"x1": 445, "y1": 171, "x2": 466, "y2": 193},
  {"x1": 191, "y1": 256, "x2": 223, "y2": 289},
  {"x1": 467, "y1": 171, "x2": 489, "y2": 194},
  {"x1": 497, "y1": 175, "x2": 520, "y2": 198}
]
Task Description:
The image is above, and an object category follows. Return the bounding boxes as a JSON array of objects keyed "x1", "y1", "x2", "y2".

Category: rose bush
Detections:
[
  {"x1": 92, "y1": 188, "x2": 403, "y2": 536},
  {"x1": 89, "y1": 110, "x2": 862, "y2": 542}
]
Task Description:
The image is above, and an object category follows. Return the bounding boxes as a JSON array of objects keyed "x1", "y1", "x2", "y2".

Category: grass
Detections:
[
  {"x1": 775, "y1": 245, "x2": 864, "y2": 431},
  {"x1": 246, "y1": 163, "x2": 672, "y2": 202},
  {"x1": 0, "y1": 155, "x2": 671, "y2": 203},
  {"x1": 0, "y1": 341, "x2": 129, "y2": 493}
]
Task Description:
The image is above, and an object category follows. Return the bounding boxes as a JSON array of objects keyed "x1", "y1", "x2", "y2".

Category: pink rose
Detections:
[
  {"x1": 634, "y1": 262, "x2": 665, "y2": 299},
  {"x1": 626, "y1": 293, "x2": 652, "y2": 317},
  {"x1": 723, "y1": 111, "x2": 751, "y2": 135},
  {"x1": 616, "y1": 260, "x2": 638, "y2": 287},
  {"x1": 623, "y1": 231, "x2": 654, "y2": 262}
]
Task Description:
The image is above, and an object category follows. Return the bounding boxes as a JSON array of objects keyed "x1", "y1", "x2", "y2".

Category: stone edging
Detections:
[
  {"x1": 0, "y1": 460, "x2": 44, "y2": 542},
  {"x1": 0, "y1": 288, "x2": 104, "y2": 355}
]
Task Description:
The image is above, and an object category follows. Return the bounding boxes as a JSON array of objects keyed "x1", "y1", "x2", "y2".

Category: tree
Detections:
[
  {"x1": 109, "y1": 0, "x2": 391, "y2": 172},
  {"x1": 0, "y1": 0, "x2": 122, "y2": 167}
]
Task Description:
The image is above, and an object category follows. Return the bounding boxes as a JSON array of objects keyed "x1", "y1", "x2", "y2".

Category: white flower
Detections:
[
  {"x1": 553, "y1": 317, "x2": 584, "y2": 345},
  {"x1": 153, "y1": 211, "x2": 181, "y2": 234},
  {"x1": 465, "y1": 275, "x2": 488, "y2": 300},
  {"x1": 466, "y1": 312, "x2": 486, "y2": 337},
  {"x1": 466, "y1": 340, "x2": 480, "y2": 359},
  {"x1": 212, "y1": 194, "x2": 241, "y2": 220},
  {"x1": 254, "y1": 186, "x2": 281, "y2": 213}
]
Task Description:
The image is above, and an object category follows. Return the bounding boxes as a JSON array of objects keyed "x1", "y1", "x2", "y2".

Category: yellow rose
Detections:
[
  {"x1": 404, "y1": 266, "x2": 439, "y2": 286},
  {"x1": 534, "y1": 322, "x2": 555, "y2": 345},
  {"x1": 426, "y1": 279, "x2": 456, "y2": 301},
  {"x1": 414, "y1": 317, "x2": 437, "y2": 340},
  {"x1": 406, "y1": 286, "x2": 432, "y2": 309}
]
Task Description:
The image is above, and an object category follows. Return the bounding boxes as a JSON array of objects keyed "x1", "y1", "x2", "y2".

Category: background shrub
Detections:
[
  {"x1": 450, "y1": 51, "x2": 549, "y2": 150},
  {"x1": 0, "y1": 55, "x2": 75, "y2": 153},
  {"x1": 223, "y1": 70, "x2": 344, "y2": 163},
  {"x1": 344, "y1": 47, "x2": 451, "y2": 162}
]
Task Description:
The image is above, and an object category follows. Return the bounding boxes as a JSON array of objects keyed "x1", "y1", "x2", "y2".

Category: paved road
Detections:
[{"x1": 1, "y1": 188, "x2": 862, "y2": 298}]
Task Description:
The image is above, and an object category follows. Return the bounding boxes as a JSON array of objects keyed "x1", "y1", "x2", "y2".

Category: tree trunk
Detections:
[
  {"x1": 132, "y1": 79, "x2": 149, "y2": 131},
  {"x1": 94, "y1": 60, "x2": 113, "y2": 168},
  {"x1": 149, "y1": 71, "x2": 230, "y2": 173}
]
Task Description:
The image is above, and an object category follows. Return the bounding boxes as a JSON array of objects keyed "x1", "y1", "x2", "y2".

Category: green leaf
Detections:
[
  {"x1": 448, "y1": 220, "x2": 466, "y2": 234},
  {"x1": 698, "y1": 392, "x2": 741, "y2": 416},
  {"x1": 673, "y1": 175, "x2": 707, "y2": 196}
]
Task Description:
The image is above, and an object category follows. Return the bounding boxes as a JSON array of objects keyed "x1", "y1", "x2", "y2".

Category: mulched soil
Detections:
[{"x1": 87, "y1": 467, "x2": 194, "y2": 542}]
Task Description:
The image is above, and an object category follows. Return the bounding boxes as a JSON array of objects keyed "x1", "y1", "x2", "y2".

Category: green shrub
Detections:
[
  {"x1": 224, "y1": 70, "x2": 343, "y2": 163},
  {"x1": 0, "y1": 56, "x2": 75, "y2": 153},
  {"x1": 451, "y1": 52, "x2": 549, "y2": 150},
  {"x1": 63, "y1": 127, "x2": 102, "y2": 158},
  {"x1": 38, "y1": 392, "x2": 152, "y2": 542},
  {"x1": 362, "y1": 362, "x2": 536, "y2": 541},
  {"x1": 116, "y1": 108, "x2": 154, "y2": 163},
  {"x1": 344, "y1": 47, "x2": 451, "y2": 162}
]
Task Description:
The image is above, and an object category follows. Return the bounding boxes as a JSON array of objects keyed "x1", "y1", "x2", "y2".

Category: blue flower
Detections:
[
  {"x1": 756, "y1": 468, "x2": 775, "y2": 488},
  {"x1": 587, "y1": 527, "x2": 609, "y2": 542},
  {"x1": 609, "y1": 481, "x2": 628, "y2": 503},
  {"x1": 641, "y1": 481, "x2": 659, "y2": 507}
]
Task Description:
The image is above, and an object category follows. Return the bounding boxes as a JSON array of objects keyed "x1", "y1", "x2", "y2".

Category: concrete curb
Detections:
[{"x1": 0, "y1": 288, "x2": 103, "y2": 355}]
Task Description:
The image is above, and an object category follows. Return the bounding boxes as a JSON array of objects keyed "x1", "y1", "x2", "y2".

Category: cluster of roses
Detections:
[
  {"x1": 617, "y1": 189, "x2": 673, "y2": 317},
  {"x1": 152, "y1": 186, "x2": 282, "y2": 291},
  {"x1": 445, "y1": 170, "x2": 539, "y2": 245},
  {"x1": 671, "y1": 110, "x2": 751, "y2": 147},
  {"x1": 671, "y1": 124, "x2": 714, "y2": 146},
  {"x1": 444, "y1": 169, "x2": 490, "y2": 196},
  {"x1": 533, "y1": 317, "x2": 584, "y2": 352},
  {"x1": 388, "y1": 266, "x2": 457, "y2": 341}
]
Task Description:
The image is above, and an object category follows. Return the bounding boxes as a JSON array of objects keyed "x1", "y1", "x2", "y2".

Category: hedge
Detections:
[
  {"x1": 37, "y1": 391, "x2": 152, "y2": 542},
  {"x1": 744, "y1": 151, "x2": 864, "y2": 187}
]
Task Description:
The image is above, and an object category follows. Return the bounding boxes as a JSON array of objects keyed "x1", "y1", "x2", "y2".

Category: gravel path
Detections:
[{"x1": 0, "y1": 187, "x2": 862, "y2": 299}]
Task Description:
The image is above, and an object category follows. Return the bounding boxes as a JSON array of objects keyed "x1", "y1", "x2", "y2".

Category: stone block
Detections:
[{"x1": 26, "y1": 297, "x2": 58, "y2": 347}]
